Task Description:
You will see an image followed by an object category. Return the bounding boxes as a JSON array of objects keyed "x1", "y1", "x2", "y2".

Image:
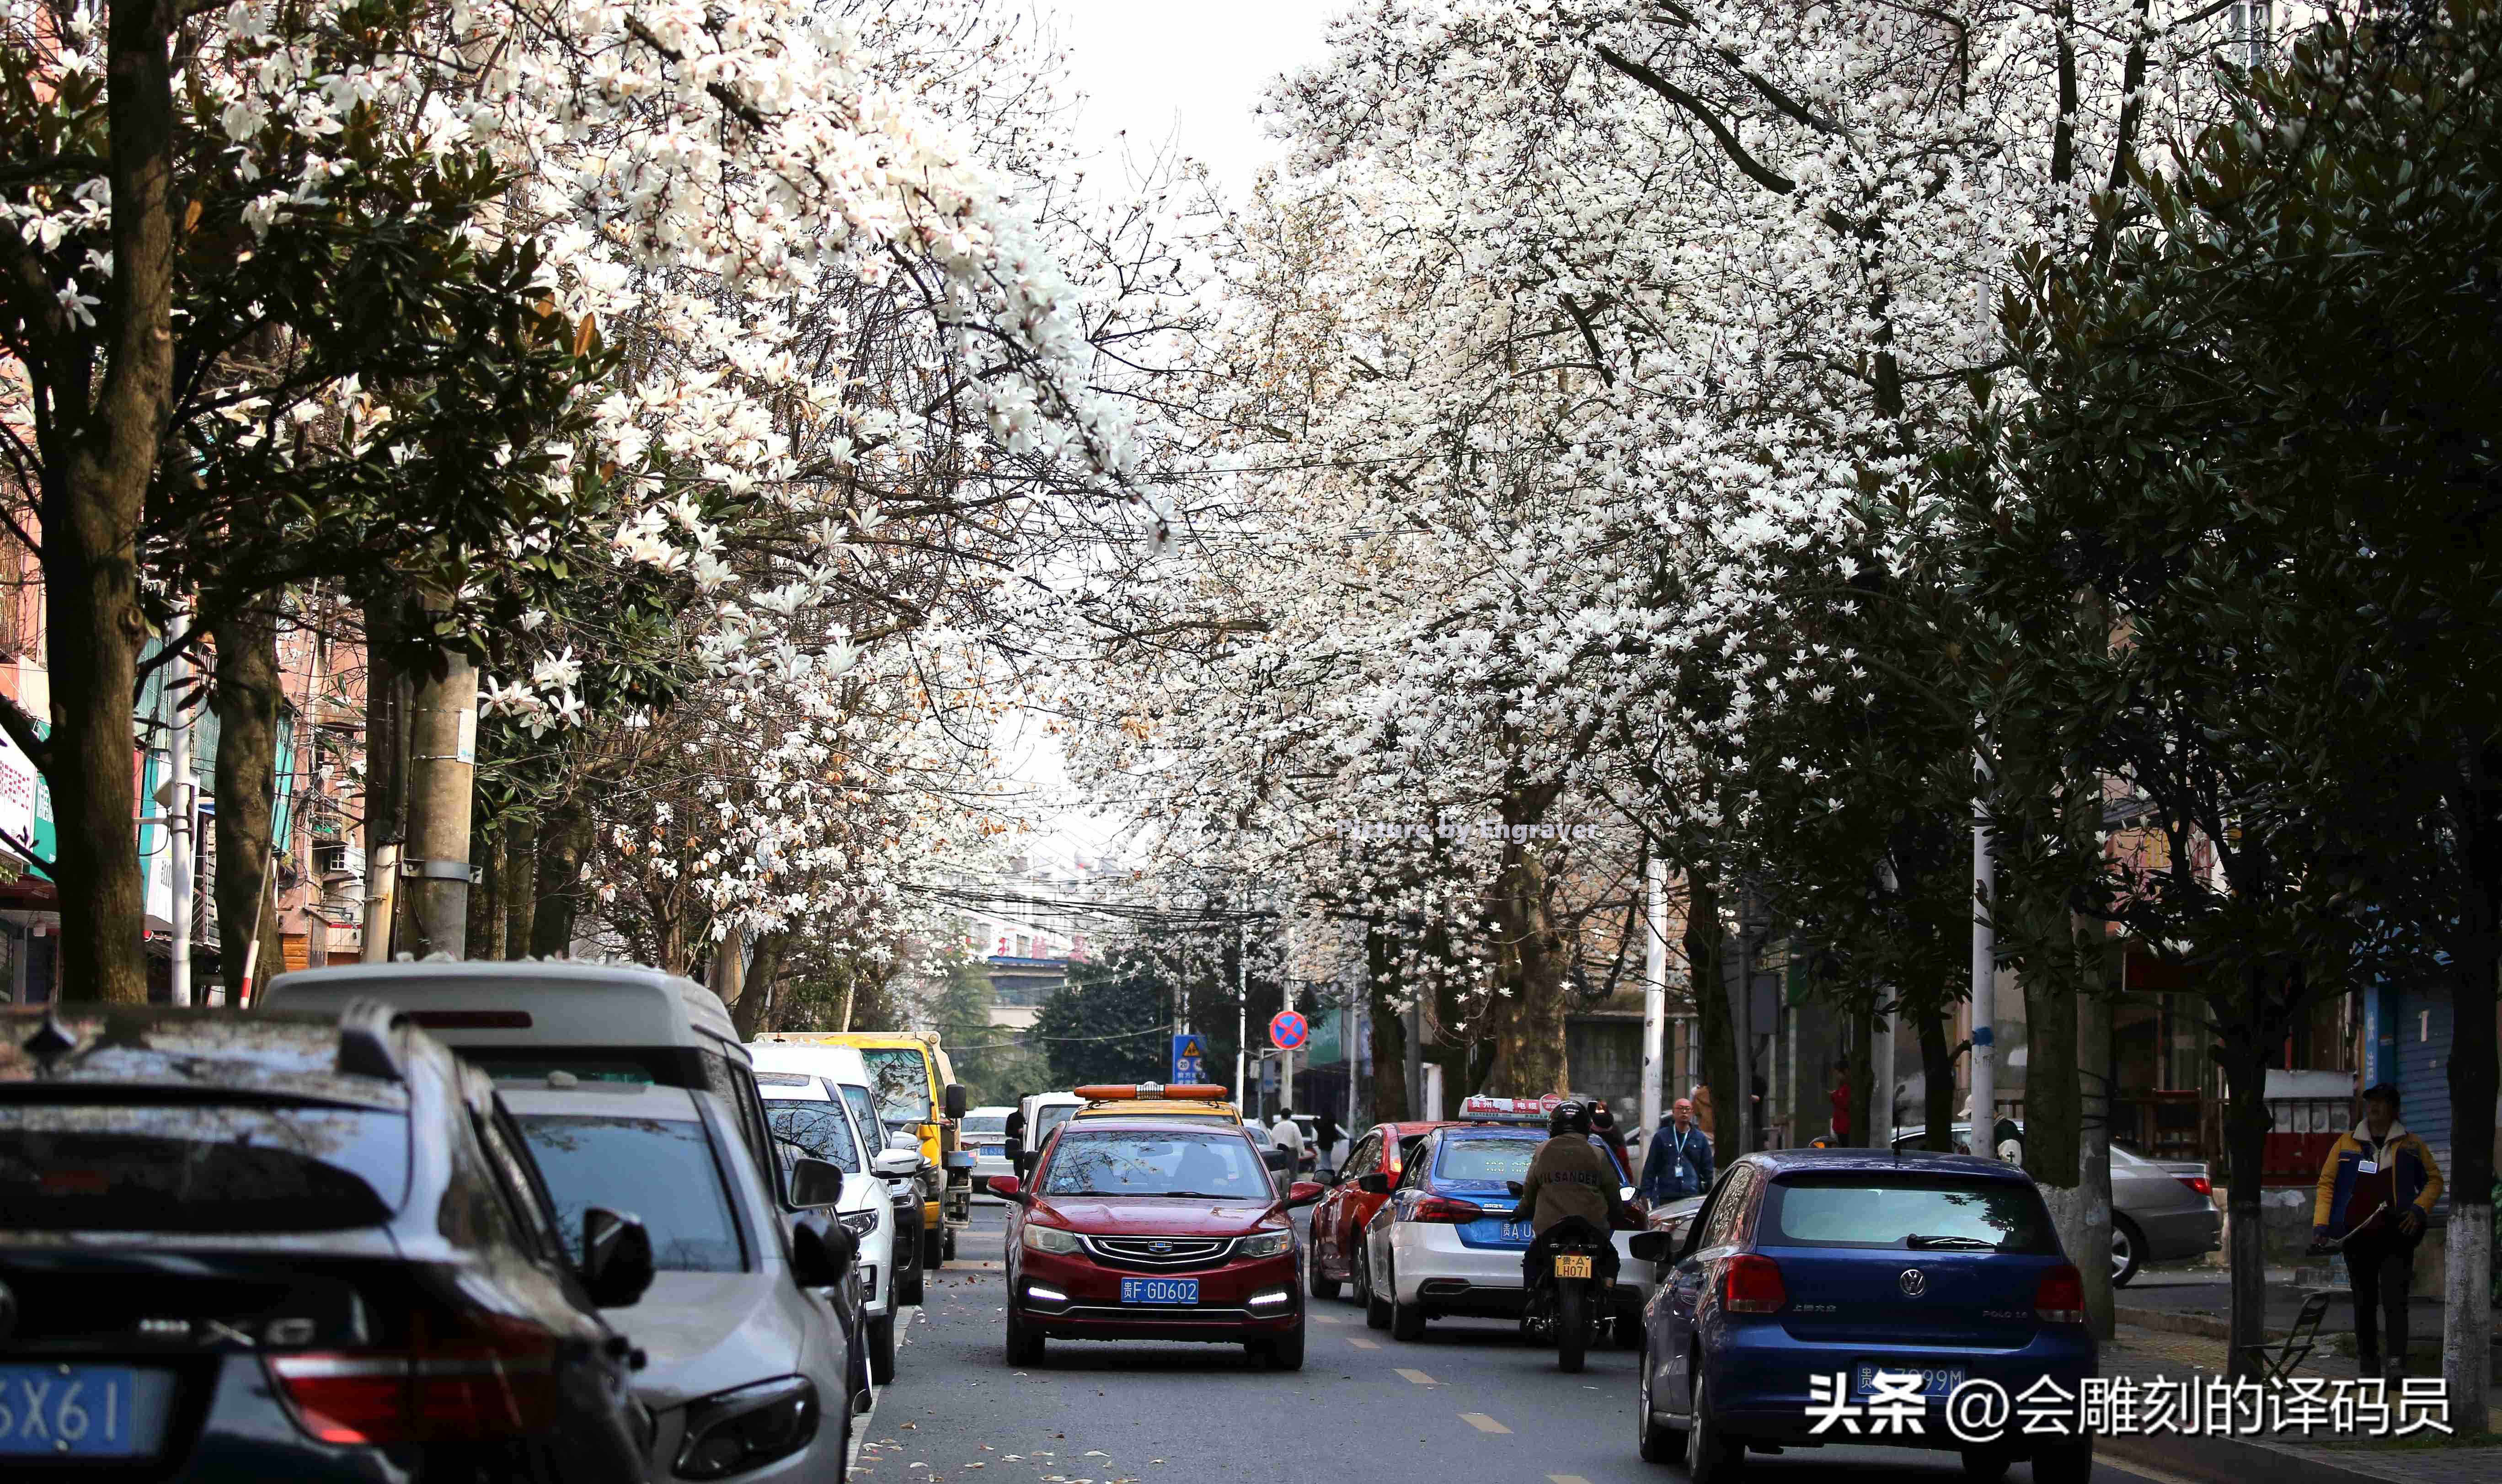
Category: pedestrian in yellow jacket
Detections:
[{"x1": 2311, "y1": 1083, "x2": 2443, "y2": 1379}]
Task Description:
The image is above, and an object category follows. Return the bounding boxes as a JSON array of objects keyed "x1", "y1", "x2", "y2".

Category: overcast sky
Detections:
[{"x1": 1032, "y1": 0, "x2": 1346, "y2": 199}]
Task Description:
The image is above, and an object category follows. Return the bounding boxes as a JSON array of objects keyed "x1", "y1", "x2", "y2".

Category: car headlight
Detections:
[
  {"x1": 675, "y1": 1376, "x2": 818, "y2": 1480},
  {"x1": 1235, "y1": 1229, "x2": 1293, "y2": 1260},
  {"x1": 1021, "y1": 1222, "x2": 1081, "y2": 1254},
  {"x1": 838, "y1": 1210, "x2": 880, "y2": 1239}
]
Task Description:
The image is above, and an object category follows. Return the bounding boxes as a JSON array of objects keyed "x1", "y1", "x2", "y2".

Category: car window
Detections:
[
  {"x1": 1393, "y1": 1134, "x2": 1428, "y2": 1175},
  {"x1": 515, "y1": 1114, "x2": 748, "y2": 1272},
  {"x1": 861, "y1": 1049, "x2": 934, "y2": 1124},
  {"x1": 1349, "y1": 1132, "x2": 1382, "y2": 1175},
  {"x1": 472, "y1": 1106, "x2": 565, "y2": 1260},
  {"x1": 0, "y1": 1103, "x2": 406, "y2": 1233},
  {"x1": 1763, "y1": 1175, "x2": 2059, "y2": 1254},
  {"x1": 767, "y1": 1101, "x2": 862, "y2": 1174},
  {"x1": 1698, "y1": 1165, "x2": 1753, "y2": 1250},
  {"x1": 962, "y1": 1115, "x2": 1008, "y2": 1139},
  {"x1": 1041, "y1": 1129, "x2": 1269, "y2": 1200},
  {"x1": 837, "y1": 1084, "x2": 882, "y2": 1142},
  {"x1": 1434, "y1": 1134, "x2": 1537, "y2": 1184}
]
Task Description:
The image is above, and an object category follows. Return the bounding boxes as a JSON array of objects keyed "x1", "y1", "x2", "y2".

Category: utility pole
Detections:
[
  {"x1": 402, "y1": 586, "x2": 478, "y2": 957},
  {"x1": 1733, "y1": 884, "x2": 1757, "y2": 1156},
  {"x1": 1640, "y1": 856, "x2": 1668, "y2": 1134},
  {"x1": 1235, "y1": 924, "x2": 1249, "y2": 1108},
  {"x1": 1280, "y1": 916, "x2": 1297, "y2": 1116},
  {"x1": 164, "y1": 609, "x2": 197, "y2": 1007},
  {"x1": 1873, "y1": 859, "x2": 1900, "y2": 1150},
  {"x1": 1970, "y1": 785, "x2": 1998, "y2": 1157}
]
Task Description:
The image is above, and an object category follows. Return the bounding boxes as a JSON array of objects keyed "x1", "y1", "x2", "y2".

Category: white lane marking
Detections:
[
  {"x1": 1395, "y1": 1367, "x2": 1439, "y2": 1386},
  {"x1": 1551, "y1": 1475, "x2": 1596, "y2": 1484},
  {"x1": 1459, "y1": 1412, "x2": 1512, "y2": 1434},
  {"x1": 1348, "y1": 1337, "x2": 1380, "y2": 1350}
]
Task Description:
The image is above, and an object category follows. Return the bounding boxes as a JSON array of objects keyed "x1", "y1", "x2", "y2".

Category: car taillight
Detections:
[
  {"x1": 2035, "y1": 1264, "x2": 2086, "y2": 1324},
  {"x1": 1719, "y1": 1254, "x2": 1786, "y2": 1314},
  {"x1": 2175, "y1": 1174, "x2": 2212, "y2": 1198},
  {"x1": 268, "y1": 1326, "x2": 557, "y2": 1444},
  {"x1": 1410, "y1": 1196, "x2": 1486, "y2": 1223}
]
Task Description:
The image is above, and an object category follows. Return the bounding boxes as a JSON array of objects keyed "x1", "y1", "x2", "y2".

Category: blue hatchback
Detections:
[{"x1": 1630, "y1": 1149, "x2": 2095, "y2": 1484}]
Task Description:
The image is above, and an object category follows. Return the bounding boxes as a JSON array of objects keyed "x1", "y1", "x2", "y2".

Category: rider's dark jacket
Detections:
[{"x1": 1519, "y1": 1134, "x2": 1634, "y2": 1236}]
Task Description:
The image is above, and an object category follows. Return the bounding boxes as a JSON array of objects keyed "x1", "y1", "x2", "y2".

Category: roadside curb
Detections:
[
  {"x1": 2100, "y1": 1427, "x2": 2386, "y2": 1484},
  {"x1": 2117, "y1": 1304, "x2": 2233, "y2": 1341}
]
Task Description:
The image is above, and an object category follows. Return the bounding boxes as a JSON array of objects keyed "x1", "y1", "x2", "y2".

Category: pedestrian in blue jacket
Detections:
[{"x1": 1638, "y1": 1096, "x2": 1714, "y2": 1206}]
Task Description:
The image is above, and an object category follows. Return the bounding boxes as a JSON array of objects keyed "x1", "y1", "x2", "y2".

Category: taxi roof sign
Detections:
[
  {"x1": 1074, "y1": 1082, "x2": 1230, "y2": 1103},
  {"x1": 1459, "y1": 1093, "x2": 1565, "y2": 1123}
]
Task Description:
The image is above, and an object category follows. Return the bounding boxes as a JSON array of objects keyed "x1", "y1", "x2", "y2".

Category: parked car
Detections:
[
  {"x1": 1304, "y1": 1120, "x2": 1450, "y2": 1303},
  {"x1": 754, "y1": 1044, "x2": 927, "y2": 1329},
  {"x1": 754, "y1": 1064, "x2": 901, "y2": 1383},
  {"x1": 754, "y1": 1033, "x2": 969, "y2": 1269},
  {"x1": 503, "y1": 1075, "x2": 861, "y2": 1483},
  {"x1": 1890, "y1": 1125, "x2": 2220, "y2": 1285},
  {"x1": 990, "y1": 1105, "x2": 1325, "y2": 1368},
  {"x1": 0, "y1": 1004, "x2": 653, "y2": 1479},
  {"x1": 1631, "y1": 1149, "x2": 2095, "y2": 1484},
  {"x1": 961, "y1": 1106, "x2": 1017, "y2": 1190},
  {"x1": 1016, "y1": 1092, "x2": 1083, "y2": 1177}
]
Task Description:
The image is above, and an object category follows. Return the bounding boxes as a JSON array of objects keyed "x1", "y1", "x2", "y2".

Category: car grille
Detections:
[{"x1": 1080, "y1": 1236, "x2": 1235, "y2": 1270}]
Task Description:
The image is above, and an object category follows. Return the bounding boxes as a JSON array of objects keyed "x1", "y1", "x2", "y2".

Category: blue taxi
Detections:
[
  {"x1": 1629, "y1": 1149, "x2": 2096, "y2": 1484},
  {"x1": 1358, "y1": 1103, "x2": 1649, "y2": 1343}
]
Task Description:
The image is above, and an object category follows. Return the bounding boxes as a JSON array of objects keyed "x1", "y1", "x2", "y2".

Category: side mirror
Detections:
[
  {"x1": 1285, "y1": 1181, "x2": 1326, "y2": 1209},
  {"x1": 1356, "y1": 1174, "x2": 1390, "y2": 1196},
  {"x1": 1505, "y1": 1180, "x2": 1526, "y2": 1198},
  {"x1": 582, "y1": 1207, "x2": 657, "y2": 1308},
  {"x1": 871, "y1": 1149, "x2": 921, "y2": 1178},
  {"x1": 791, "y1": 1221, "x2": 855, "y2": 1289},
  {"x1": 1629, "y1": 1231, "x2": 1673, "y2": 1265},
  {"x1": 986, "y1": 1175, "x2": 1032, "y2": 1205},
  {"x1": 788, "y1": 1157, "x2": 845, "y2": 1210},
  {"x1": 942, "y1": 1083, "x2": 968, "y2": 1121}
]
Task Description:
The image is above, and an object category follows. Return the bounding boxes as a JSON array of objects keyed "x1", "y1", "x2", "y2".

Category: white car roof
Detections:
[
  {"x1": 748, "y1": 1041, "x2": 871, "y2": 1085},
  {"x1": 754, "y1": 1071, "x2": 835, "y2": 1102},
  {"x1": 263, "y1": 961, "x2": 743, "y2": 1058},
  {"x1": 499, "y1": 1082, "x2": 704, "y2": 1121},
  {"x1": 966, "y1": 1106, "x2": 1015, "y2": 1119}
]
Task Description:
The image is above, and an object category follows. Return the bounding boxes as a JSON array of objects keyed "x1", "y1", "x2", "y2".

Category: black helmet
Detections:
[{"x1": 1547, "y1": 1099, "x2": 1592, "y2": 1138}]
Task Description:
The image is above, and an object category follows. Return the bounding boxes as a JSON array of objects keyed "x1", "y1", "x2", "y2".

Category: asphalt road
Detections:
[{"x1": 852, "y1": 1206, "x2": 2195, "y2": 1484}]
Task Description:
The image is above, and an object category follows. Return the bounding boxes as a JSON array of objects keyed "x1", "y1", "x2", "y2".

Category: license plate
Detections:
[
  {"x1": 1498, "y1": 1221, "x2": 1534, "y2": 1243},
  {"x1": 980, "y1": 1146, "x2": 1004, "y2": 1157},
  {"x1": 1120, "y1": 1278, "x2": 1198, "y2": 1305},
  {"x1": 0, "y1": 1365, "x2": 144, "y2": 1457},
  {"x1": 1853, "y1": 1363, "x2": 1965, "y2": 1399},
  {"x1": 1554, "y1": 1254, "x2": 1594, "y2": 1279}
]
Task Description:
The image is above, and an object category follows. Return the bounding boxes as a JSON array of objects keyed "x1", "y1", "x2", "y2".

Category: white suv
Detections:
[{"x1": 751, "y1": 1042, "x2": 922, "y2": 1378}]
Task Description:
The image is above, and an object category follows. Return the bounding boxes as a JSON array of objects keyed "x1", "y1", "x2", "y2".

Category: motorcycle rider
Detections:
[{"x1": 1512, "y1": 1099, "x2": 1640, "y2": 1332}]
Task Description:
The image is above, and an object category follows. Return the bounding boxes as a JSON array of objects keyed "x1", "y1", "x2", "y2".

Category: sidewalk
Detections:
[
  {"x1": 2117, "y1": 1265, "x2": 2487, "y2": 1361},
  {"x1": 2099, "y1": 1323, "x2": 2502, "y2": 1484}
]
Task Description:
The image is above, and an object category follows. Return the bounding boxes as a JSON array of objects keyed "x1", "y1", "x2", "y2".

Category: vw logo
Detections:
[
  {"x1": 1898, "y1": 1268, "x2": 1928, "y2": 1298},
  {"x1": 1148, "y1": 1241, "x2": 1174, "y2": 1254},
  {"x1": 0, "y1": 1280, "x2": 16, "y2": 1343}
]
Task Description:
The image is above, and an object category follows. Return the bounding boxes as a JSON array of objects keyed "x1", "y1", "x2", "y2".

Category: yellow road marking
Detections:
[
  {"x1": 1395, "y1": 1367, "x2": 1438, "y2": 1386},
  {"x1": 1460, "y1": 1413, "x2": 1512, "y2": 1434}
]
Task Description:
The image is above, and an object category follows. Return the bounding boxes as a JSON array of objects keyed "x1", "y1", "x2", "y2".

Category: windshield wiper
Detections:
[{"x1": 1904, "y1": 1233, "x2": 1999, "y2": 1250}]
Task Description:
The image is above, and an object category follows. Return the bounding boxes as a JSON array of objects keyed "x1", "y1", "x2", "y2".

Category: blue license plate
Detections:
[
  {"x1": 1853, "y1": 1363, "x2": 1965, "y2": 1399},
  {"x1": 1120, "y1": 1278, "x2": 1198, "y2": 1305},
  {"x1": 0, "y1": 1365, "x2": 145, "y2": 1457},
  {"x1": 980, "y1": 1146, "x2": 1005, "y2": 1157},
  {"x1": 1499, "y1": 1221, "x2": 1534, "y2": 1244}
]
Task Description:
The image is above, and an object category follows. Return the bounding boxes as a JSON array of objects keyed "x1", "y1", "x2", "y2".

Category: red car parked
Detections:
[
  {"x1": 1304, "y1": 1120, "x2": 1454, "y2": 1304},
  {"x1": 989, "y1": 1114, "x2": 1325, "y2": 1369}
]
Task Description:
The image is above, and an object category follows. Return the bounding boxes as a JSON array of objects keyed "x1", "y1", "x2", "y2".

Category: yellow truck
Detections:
[{"x1": 756, "y1": 1030, "x2": 969, "y2": 1266}]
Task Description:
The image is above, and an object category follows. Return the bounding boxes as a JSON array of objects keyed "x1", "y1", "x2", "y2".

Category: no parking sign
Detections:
[{"x1": 1267, "y1": 1009, "x2": 1309, "y2": 1052}]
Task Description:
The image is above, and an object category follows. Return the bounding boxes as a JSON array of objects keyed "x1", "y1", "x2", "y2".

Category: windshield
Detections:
[
  {"x1": 766, "y1": 1101, "x2": 862, "y2": 1174},
  {"x1": 961, "y1": 1115, "x2": 1008, "y2": 1138},
  {"x1": 515, "y1": 1114, "x2": 746, "y2": 1271},
  {"x1": 861, "y1": 1048, "x2": 933, "y2": 1124},
  {"x1": 1435, "y1": 1135, "x2": 1537, "y2": 1184},
  {"x1": 0, "y1": 1104, "x2": 406, "y2": 1233},
  {"x1": 837, "y1": 1084, "x2": 881, "y2": 1142},
  {"x1": 1034, "y1": 1104, "x2": 1076, "y2": 1147},
  {"x1": 1764, "y1": 1176, "x2": 2059, "y2": 1253},
  {"x1": 1040, "y1": 1129, "x2": 1271, "y2": 1200}
]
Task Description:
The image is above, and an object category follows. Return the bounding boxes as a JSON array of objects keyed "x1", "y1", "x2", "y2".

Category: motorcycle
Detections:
[{"x1": 1506, "y1": 1182, "x2": 1624, "y2": 1374}]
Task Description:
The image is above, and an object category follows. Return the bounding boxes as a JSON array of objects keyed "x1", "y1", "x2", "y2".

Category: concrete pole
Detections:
[
  {"x1": 1733, "y1": 885, "x2": 1756, "y2": 1156},
  {"x1": 361, "y1": 843, "x2": 400, "y2": 962},
  {"x1": 1641, "y1": 856, "x2": 1668, "y2": 1135},
  {"x1": 1871, "y1": 1002, "x2": 1897, "y2": 1149},
  {"x1": 1235, "y1": 925, "x2": 1249, "y2": 1109},
  {"x1": 1280, "y1": 916, "x2": 1297, "y2": 1116},
  {"x1": 1970, "y1": 801, "x2": 1998, "y2": 1157},
  {"x1": 165, "y1": 609, "x2": 196, "y2": 1007},
  {"x1": 403, "y1": 594, "x2": 478, "y2": 958},
  {"x1": 2077, "y1": 965, "x2": 2116, "y2": 1337}
]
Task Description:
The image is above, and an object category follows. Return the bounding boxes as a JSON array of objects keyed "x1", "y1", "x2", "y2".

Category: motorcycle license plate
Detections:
[{"x1": 1554, "y1": 1254, "x2": 1594, "y2": 1280}]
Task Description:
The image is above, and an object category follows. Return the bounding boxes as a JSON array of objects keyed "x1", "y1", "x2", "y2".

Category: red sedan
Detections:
[
  {"x1": 1304, "y1": 1120, "x2": 1454, "y2": 1303},
  {"x1": 988, "y1": 1117, "x2": 1325, "y2": 1369}
]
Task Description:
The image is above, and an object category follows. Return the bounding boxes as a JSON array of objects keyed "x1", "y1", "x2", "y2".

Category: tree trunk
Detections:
[
  {"x1": 529, "y1": 793, "x2": 592, "y2": 956},
  {"x1": 2022, "y1": 938, "x2": 2082, "y2": 1187},
  {"x1": 209, "y1": 603, "x2": 282, "y2": 1005},
  {"x1": 500, "y1": 817, "x2": 537, "y2": 959},
  {"x1": 1919, "y1": 1011, "x2": 1956, "y2": 1151},
  {"x1": 2217, "y1": 965, "x2": 2278, "y2": 1382},
  {"x1": 1482, "y1": 843, "x2": 1571, "y2": 1096},
  {"x1": 402, "y1": 586, "x2": 476, "y2": 957},
  {"x1": 1367, "y1": 923, "x2": 1412, "y2": 1123},
  {"x1": 2075, "y1": 967, "x2": 2117, "y2": 1338},
  {"x1": 1845, "y1": 995, "x2": 1876, "y2": 1147},
  {"x1": 2442, "y1": 751, "x2": 2500, "y2": 1430},
  {"x1": 1689, "y1": 872, "x2": 1740, "y2": 1148},
  {"x1": 732, "y1": 930, "x2": 790, "y2": 1040}
]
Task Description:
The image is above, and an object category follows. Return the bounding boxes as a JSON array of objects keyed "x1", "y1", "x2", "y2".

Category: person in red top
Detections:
[{"x1": 1828, "y1": 1057, "x2": 1853, "y2": 1144}]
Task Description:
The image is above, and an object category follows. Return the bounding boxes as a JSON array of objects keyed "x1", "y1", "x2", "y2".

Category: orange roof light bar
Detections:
[{"x1": 1073, "y1": 1082, "x2": 1230, "y2": 1103}]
